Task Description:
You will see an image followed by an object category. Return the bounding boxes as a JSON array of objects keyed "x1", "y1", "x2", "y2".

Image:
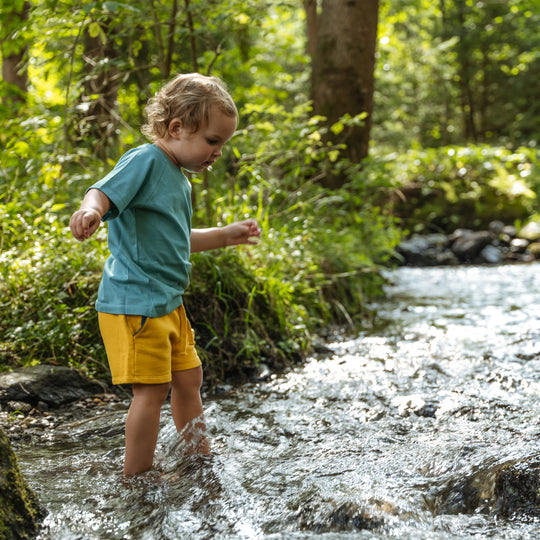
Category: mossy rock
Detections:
[
  {"x1": 428, "y1": 455, "x2": 540, "y2": 519},
  {"x1": 494, "y1": 456, "x2": 540, "y2": 518},
  {"x1": 0, "y1": 427, "x2": 44, "y2": 539}
]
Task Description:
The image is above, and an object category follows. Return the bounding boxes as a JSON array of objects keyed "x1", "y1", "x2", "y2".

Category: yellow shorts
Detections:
[{"x1": 98, "y1": 304, "x2": 201, "y2": 385}]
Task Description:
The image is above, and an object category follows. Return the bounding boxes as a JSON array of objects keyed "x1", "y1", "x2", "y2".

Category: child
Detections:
[{"x1": 70, "y1": 73, "x2": 261, "y2": 477}]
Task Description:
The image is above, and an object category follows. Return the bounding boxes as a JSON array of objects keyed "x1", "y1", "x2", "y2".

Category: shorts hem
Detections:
[
  {"x1": 172, "y1": 359, "x2": 202, "y2": 373},
  {"x1": 112, "y1": 376, "x2": 172, "y2": 385},
  {"x1": 111, "y1": 360, "x2": 202, "y2": 385}
]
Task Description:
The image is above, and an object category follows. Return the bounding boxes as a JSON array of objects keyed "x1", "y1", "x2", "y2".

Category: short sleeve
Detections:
[{"x1": 89, "y1": 145, "x2": 156, "y2": 217}]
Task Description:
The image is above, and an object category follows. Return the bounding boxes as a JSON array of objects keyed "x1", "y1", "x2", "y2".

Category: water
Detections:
[{"x1": 15, "y1": 264, "x2": 540, "y2": 539}]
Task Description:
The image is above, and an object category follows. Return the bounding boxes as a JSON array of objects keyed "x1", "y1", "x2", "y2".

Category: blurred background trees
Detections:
[
  {"x1": 374, "y1": 0, "x2": 540, "y2": 150},
  {"x1": 0, "y1": 0, "x2": 539, "y2": 379}
]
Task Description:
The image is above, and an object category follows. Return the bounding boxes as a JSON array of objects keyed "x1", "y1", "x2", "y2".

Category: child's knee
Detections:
[
  {"x1": 171, "y1": 366, "x2": 203, "y2": 393},
  {"x1": 132, "y1": 382, "x2": 171, "y2": 405}
]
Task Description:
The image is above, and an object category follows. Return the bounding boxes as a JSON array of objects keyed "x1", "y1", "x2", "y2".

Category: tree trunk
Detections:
[
  {"x1": 304, "y1": 0, "x2": 317, "y2": 59},
  {"x1": 310, "y1": 0, "x2": 379, "y2": 187},
  {"x1": 79, "y1": 20, "x2": 122, "y2": 159},
  {"x1": 455, "y1": 0, "x2": 478, "y2": 143},
  {"x1": 0, "y1": 2, "x2": 30, "y2": 105}
]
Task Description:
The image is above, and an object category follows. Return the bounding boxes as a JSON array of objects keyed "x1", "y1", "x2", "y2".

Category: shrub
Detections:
[{"x1": 388, "y1": 145, "x2": 540, "y2": 234}]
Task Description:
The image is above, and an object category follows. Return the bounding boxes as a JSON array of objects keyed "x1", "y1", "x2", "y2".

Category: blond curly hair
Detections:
[{"x1": 141, "y1": 73, "x2": 238, "y2": 141}]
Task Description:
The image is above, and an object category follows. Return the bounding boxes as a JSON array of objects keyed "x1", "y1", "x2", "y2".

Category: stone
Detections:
[
  {"x1": 396, "y1": 234, "x2": 450, "y2": 266},
  {"x1": 479, "y1": 244, "x2": 504, "y2": 265},
  {"x1": 395, "y1": 221, "x2": 540, "y2": 267},
  {"x1": 527, "y1": 242, "x2": 540, "y2": 256},
  {"x1": 501, "y1": 224, "x2": 517, "y2": 238},
  {"x1": 428, "y1": 455, "x2": 540, "y2": 518},
  {"x1": 519, "y1": 221, "x2": 540, "y2": 241},
  {"x1": 493, "y1": 456, "x2": 540, "y2": 518},
  {"x1": 6, "y1": 402, "x2": 32, "y2": 415},
  {"x1": 0, "y1": 365, "x2": 106, "y2": 409},
  {"x1": 509, "y1": 237, "x2": 529, "y2": 253},
  {"x1": 435, "y1": 250, "x2": 460, "y2": 266},
  {"x1": 451, "y1": 230, "x2": 494, "y2": 263},
  {"x1": 488, "y1": 220, "x2": 505, "y2": 235},
  {"x1": 0, "y1": 427, "x2": 43, "y2": 538},
  {"x1": 295, "y1": 495, "x2": 384, "y2": 532}
]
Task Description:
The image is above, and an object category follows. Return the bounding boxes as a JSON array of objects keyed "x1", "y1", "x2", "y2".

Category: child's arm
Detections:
[
  {"x1": 190, "y1": 219, "x2": 261, "y2": 253},
  {"x1": 70, "y1": 188, "x2": 111, "y2": 241}
]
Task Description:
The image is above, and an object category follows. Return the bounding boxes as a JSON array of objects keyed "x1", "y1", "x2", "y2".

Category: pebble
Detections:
[{"x1": 0, "y1": 392, "x2": 127, "y2": 445}]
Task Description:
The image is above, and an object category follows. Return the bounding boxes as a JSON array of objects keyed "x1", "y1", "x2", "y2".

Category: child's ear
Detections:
[{"x1": 168, "y1": 119, "x2": 183, "y2": 138}]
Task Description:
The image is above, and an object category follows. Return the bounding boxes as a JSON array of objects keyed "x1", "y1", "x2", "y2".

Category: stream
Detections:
[{"x1": 16, "y1": 263, "x2": 540, "y2": 539}]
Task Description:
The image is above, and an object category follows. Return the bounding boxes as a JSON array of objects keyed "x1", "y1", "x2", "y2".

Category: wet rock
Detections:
[
  {"x1": 493, "y1": 455, "x2": 540, "y2": 519},
  {"x1": 392, "y1": 394, "x2": 437, "y2": 417},
  {"x1": 395, "y1": 220, "x2": 540, "y2": 266},
  {"x1": 427, "y1": 455, "x2": 540, "y2": 519},
  {"x1": 395, "y1": 234, "x2": 455, "y2": 266},
  {"x1": 0, "y1": 364, "x2": 107, "y2": 409},
  {"x1": 488, "y1": 220, "x2": 505, "y2": 235},
  {"x1": 36, "y1": 401, "x2": 49, "y2": 413},
  {"x1": 295, "y1": 496, "x2": 384, "y2": 533},
  {"x1": 510, "y1": 237, "x2": 529, "y2": 254},
  {"x1": 0, "y1": 426, "x2": 44, "y2": 538},
  {"x1": 501, "y1": 224, "x2": 517, "y2": 239},
  {"x1": 519, "y1": 221, "x2": 540, "y2": 241},
  {"x1": 5, "y1": 402, "x2": 32, "y2": 415},
  {"x1": 426, "y1": 461, "x2": 500, "y2": 516},
  {"x1": 479, "y1": 244, "x2": 504, "y2": 265},
  {"x1": 450, "y1": 230, "x2": 494, "y2": 263},
  {"x1": 435, "y1": 249, "x2": 460, "y2": 266},
  {"x1": 527, "y1": 242, "x2": 540, "y2": 256}
]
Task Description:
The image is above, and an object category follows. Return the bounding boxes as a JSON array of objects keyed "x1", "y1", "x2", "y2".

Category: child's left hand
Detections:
[{"x1": 224, "y1": 219, "x2": 261, "y2": 246}]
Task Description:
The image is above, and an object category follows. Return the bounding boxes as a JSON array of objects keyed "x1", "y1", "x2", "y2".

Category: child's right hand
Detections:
[{"x1": 70, "y1": 208, "x2": 102, "y2": 241}]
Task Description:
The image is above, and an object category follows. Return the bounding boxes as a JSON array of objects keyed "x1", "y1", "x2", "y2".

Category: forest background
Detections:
[{"x1": 1, "y1": 0, "x2": 539, "y2": 386}]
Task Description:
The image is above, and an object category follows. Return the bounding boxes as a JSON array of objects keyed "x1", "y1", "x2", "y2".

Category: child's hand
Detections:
[
  {"x1": 224, "y1": 219, "x2": 261, "y2": 247},
  {"x1": 70, "y1": 208, "x2": 102, "y2": 241}
]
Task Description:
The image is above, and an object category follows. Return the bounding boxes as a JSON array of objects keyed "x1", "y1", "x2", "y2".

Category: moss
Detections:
[{"x1": 0, "y1": 427, "x2": 44, "y2": 539}]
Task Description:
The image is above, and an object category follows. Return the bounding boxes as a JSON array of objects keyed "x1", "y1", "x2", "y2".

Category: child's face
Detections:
[{"x1": 170, "y1": 108, "x2": 237, "y2": 173}]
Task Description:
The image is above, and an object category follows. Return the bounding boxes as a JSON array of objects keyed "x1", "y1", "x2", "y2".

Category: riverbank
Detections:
[{"x1": 395, "y1": 220, "x2": 540, "y2": 266}]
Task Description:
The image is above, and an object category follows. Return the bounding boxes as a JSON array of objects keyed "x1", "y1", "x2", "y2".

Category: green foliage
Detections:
[
  {"x1": 375, "y1": 0, "x2": 540, "y2": 149},
  {"x1": 0, "y1": 109, "x2": 109, "y2": 375},
  {"x1": 0, "y1": 226, "x2": 107, "y2": 375},
  {"x1": 2, "y1": 0, "x2": 540, "y2": 384},
  {"x1": 389, "y1": 145, "x2": 540, "y2": 234}
]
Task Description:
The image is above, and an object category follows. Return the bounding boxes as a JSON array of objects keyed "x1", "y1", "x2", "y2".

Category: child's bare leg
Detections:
[
  {"x1": 170, "y1": 367, "x2": 209, "y2": 454},
  {"x1": 124, "y1": 382, "x2": 170, "y2": 476}
]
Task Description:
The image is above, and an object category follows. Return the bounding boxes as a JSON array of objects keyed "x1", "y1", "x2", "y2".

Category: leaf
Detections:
[
  {"x1": 88, "y1": 22, "x2": 101, "y2": 39},
  {"x1": 103, "y1": 1, "x2": 119, "y2": 11},
  {"x1": 328, "y1": 150, "x2": 340, "y2": 162},
  {"x1": 82, "y1": 3, "x2": 97, "y2": 14},
  {"x1": 9, "y1": 141, "x2": 30, "y2": 158},
  {"x1": 234, "y1": 13, "x2": 250, "y2": 25},
  {"x1": 331, "y1": 121, "x2": 344, "y2": 136}
]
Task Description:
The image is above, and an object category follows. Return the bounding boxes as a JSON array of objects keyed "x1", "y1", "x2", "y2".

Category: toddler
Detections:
[{"x1": 70, "y1": 73, "x2": 261, "y2": 476}]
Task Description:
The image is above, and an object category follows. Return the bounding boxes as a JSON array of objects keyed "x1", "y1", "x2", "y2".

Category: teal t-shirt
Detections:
[{"x1": 91, "y1": 144, "x2": 192, "y2": 317}]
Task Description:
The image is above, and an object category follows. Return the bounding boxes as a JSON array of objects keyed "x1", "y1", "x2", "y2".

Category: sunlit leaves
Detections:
[
  {"x1": 375, "y1": 0, "x2": 540, "y2": 149},
  {"x1": 389, "y1": 145, "x2": 540, "y2": 234}
]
